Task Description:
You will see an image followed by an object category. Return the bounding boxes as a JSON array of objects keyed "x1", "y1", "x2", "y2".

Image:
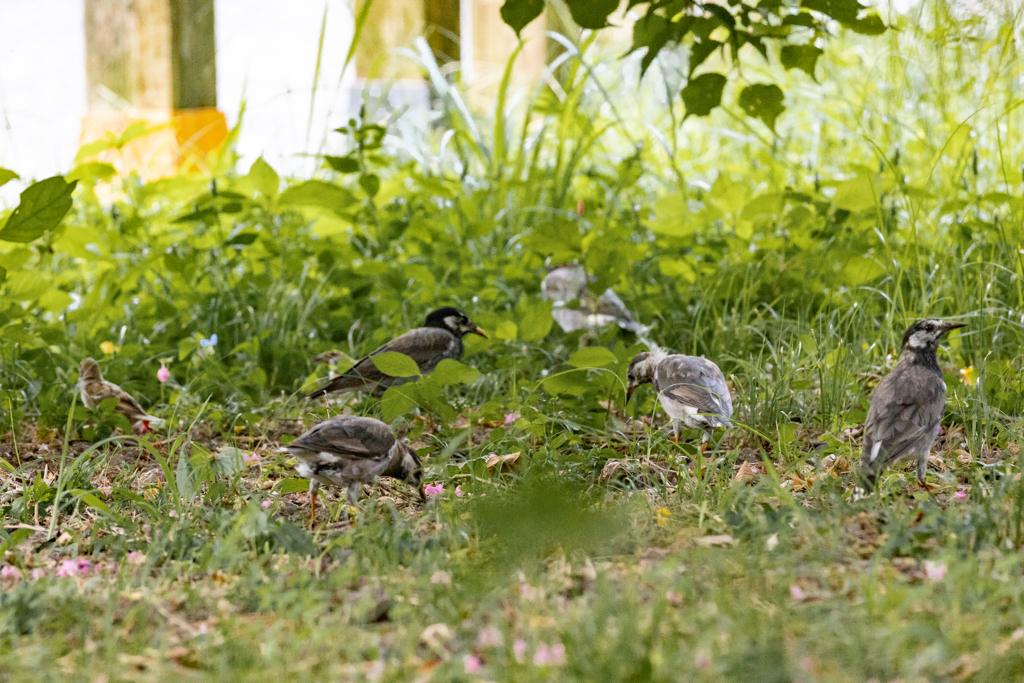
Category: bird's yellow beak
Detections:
[{"x1": 473, "y1": 326, "x2": 488, "y2": 339}]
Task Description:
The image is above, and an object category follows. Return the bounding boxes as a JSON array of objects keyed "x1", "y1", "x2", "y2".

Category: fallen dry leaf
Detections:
[
  {"x1": 695, "y1": 534, "x2": 735, "y2": 547},
  {"x1": 601, "y1": 459, "x2": 624, "y2": 481},
  {"x1": 485, "y1": 452, "x2": 520, "y2": 472},
  {"x1": 734, "y1": 462, "x2": 759, "y2": 482}
]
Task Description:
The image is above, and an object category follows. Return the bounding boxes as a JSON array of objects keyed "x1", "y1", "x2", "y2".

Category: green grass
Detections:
[{"x1": 2, "y1": 0, "x2": 1024, "y2": 680}]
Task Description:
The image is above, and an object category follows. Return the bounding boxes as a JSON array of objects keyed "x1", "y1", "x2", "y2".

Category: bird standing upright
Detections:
[
  {"x1": 79, "y1": 358, "x2": 164, "y2": 428},
  {"x1": 860, "y1": 318, "x2": 967, "y2": 493},
  {"x1": 307, "y1": 307, "x2": 487, "y2": 399},
  {"x1": 626, "y1": 350, "x2": 733, "y2": 448},
  {"x1": 280, "y1": 415, "x2": 424, "y2": 523}
]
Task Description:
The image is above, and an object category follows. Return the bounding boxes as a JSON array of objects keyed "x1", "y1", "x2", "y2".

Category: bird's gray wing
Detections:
[
  {"x1": 656, "y1": 356, "x2": 733, "y2": 419},
  {"x1": 289, "y1": 416, "x2": 395, "y2": 460},
  {"x1": 308, "y1": 328, "x2": 456, "y2": 398},
  {"x1": 595, "y1": 289, "x2": 635, "y2": 324},
  {"x1": 862, "y1": 367, "x2": 945, "y2": 467},
  {"x1": 541, "y1": 267, "x2": 589, "y2": 303}
]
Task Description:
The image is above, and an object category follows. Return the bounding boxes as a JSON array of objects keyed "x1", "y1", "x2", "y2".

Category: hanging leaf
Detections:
[
  {"x1": 565, "y1": 0, "x2": 619, "y2": 30},
  {"x1": 682, "y1": 73, "x2": 727, "y2": 118},
  {"x1": 0, "y1": 168, "x2": 18, "y2": 189},
  {"x1": 249, "y1": 157, "x2": 280, "y2": 197},
  {"x1": 371, "y1": 352, "x2": 421, "y2": 377},
  {"x1": 738, "y1": 84, "x2": 785, "y2": 132},
  {"x1": 324, "y1": 155, "x2": 360, "y2": 174},
  {"x1": 500, "y1": 0, "x2": 544, "y2": 37},
  {"x1": 429, "y1": 359, "x2": 482, "y2": 386},
  {"x1": 279, "y1": 180, "x2": 357, "y2": 212},
  {"x1": 781, "y1": 44, "x2": 823, "y2": 79},
  {"x1": 568, "y1": 347, "x2": 618, "y2": 368},
  {"x1": 0, "y1": 176, "x2": 78, "y2": 243}
]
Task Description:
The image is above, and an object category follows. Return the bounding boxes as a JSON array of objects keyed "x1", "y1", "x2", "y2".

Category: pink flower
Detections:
[
  {"x1": 76, "y1": 559, "x2": 92, "y2": 574},
  {"x1": 261, "y1": 500, "x2": 272, "y2": 508},
  {"x1": 577, "y1": 200, "x2": 585, "y2": 216},
  {"x1": 924, "y1": 560, "x2": 947, "y2": 581},
  {"x1": 30, "y1": 568, "x2": 46, "y2": 580},
  {"x1": 126, "y1": 551, "x2": 146, "y2": 565},
  {"x1": 790, "y1": 585, "x2": 805, "y2": 600},
  {"x1": 0, "y1": 566, "x2": 21, "y2": 579},
  {"x1": 99, "y1": 486, "x2": 112, "y2": 496},
  {"x1": 243, "y1": 452, "x2": 260, "y2": 465},
  {"x1": 157, "y1": 363, "x2": 170, "y2": 383},
  {"x1": 534, "y1": 643, "x2": 566, "y2": 666},
  {"x1": 168, "y1": 510, "x2": 178, "y2": 518},
  {"x1": 504, "y1": 412, "x2": 519, "y2": 427},
  {"x1": 464, "y1": 655, "x2": 483, "y2": 674},
  {"x1": 695, "y1": 652, "x2": 711, "y2": 670},
  {"x1": 477, "y1": 625, "x2": 503, "y2": 647},
  {"x1": 843, "y1": 428, "x2": 860, "y2": 436},
  {"x1": 56, "y1": 559, "x2": 80, "y2": 577},
  {"x1": 455, "y1": 485, "x2": 464, "y2": 498},
  {"x1": 954, "y1": 490, "x2": 967, "y2": 501},
  {"x1": 513, "y1": 639, "x2": 527, "y2": 662},
  {"x1": 424, "y1": 483, "x2": 444, "y2": 496}
]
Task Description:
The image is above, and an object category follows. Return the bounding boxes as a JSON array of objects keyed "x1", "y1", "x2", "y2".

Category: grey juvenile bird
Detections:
[
  {"x1": 79, "y1": 358, "x2": 164, "y2": 428},
  {"x1": 541, "y1": 266, "x2": 642, "y2": 333},
  {"x1": 860, "y1": 318, "x2": 967, "y2": 493},
  {"x1": 280, "y1": 415, "x2": 424, "y2": 523},
  {"x1": 307, "y1": 307, "x2": 487, "y2": 399},
  {"x1": 626, "y1": 350, "x2": 733, "y2": 447}
]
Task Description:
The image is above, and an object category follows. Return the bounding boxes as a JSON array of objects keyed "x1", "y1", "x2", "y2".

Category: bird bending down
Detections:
[
  {"x1": 626, "y1": 350, "x2": 733, "y2": 448},
  {"x1": 280, "y1": 415, "x2": 424, "y2": 523},
  {"x1": 307, "y1": 307, "x2": 487, "y2": 399},
  {"x1": 860, "y1": 318, "x2": 967, "y2": 494},
  {"x1": 541, "y1": 266, "x2": 642, "y2": 333},
  {"x1": 79, "y1": 358, "x2": 164, "y2": 428}
]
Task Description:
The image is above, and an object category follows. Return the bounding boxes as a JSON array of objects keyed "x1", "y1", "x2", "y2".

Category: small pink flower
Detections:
[
  {"x1": 534, "y1": 643, "x2": 565, "y2": 666},
  {"x1": 477, "y1": 625, "x2": 503, "y2": 647},
  {"x1": 455, "y1": 485, "x2": 464, "y2": 498},
  {"x1": 99, "y1": 486, "x2": 112, "y2": 496},
  {"x1": 464, "y1": 655, "x2": 483, "y2": 674},
  {"x1": 0, "y1": 566, "x2": 21, "y2": 579},
  {"x1": 30, "y1": 568, "x2": 46, "y2": 580},
  {"x1": 56, "y1": 559, "x2": 80, "y2": 577},
  {"x1": 790, "y1": 585, "x2": 805, "y2": 600},
  {"x1": 168, "y1": 510, "x2": 178, "y2": 518},
  {"x1": 844, "y1": 428, "x2": 860, "y2": 436},
  {"x1": 126, "y1": 551, "x2": 146, "y2": 565},
  {"x1": 577, "y1": 200, "x2": 585, "y2": 216},
  {"x1": 424, "y1": 483, "x2": 444, "y2": 496},
  {"x1": 76, "y1": 559, "x2": 92, "y2": 574},
  {"x1": 261, "y1": 500, "x2": 272, "y2": 508},
  {"x1": 513, "y1": 639, "x2": 527, "y2": 662},
  {"x1": 504, "y1": 412, "x2": 519, "y2": 427},
  {"x1": 242, "y1": 452, "x2": 260, "y2": 465},
  {"x1": 954, "y1": 490, "x2": 967, "y2": 501},
  {"x1": 157, "y1": 363, "x2": 170, "y2": 383},
  {"x1": 924, "y1": 560, "x2": 947, "y2": 581}
]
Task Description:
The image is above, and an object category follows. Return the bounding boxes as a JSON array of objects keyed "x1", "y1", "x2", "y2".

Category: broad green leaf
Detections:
[
  {"x1": 494, "y1": 320, "x2": 518, "y2": 340},
  {"x1": 212, "y1": 447, "x2": 245, "y2": 478},
  {"x1": 850, "y1": 13, "x2": 886, "y2": 35},
  {"x1": 79, "y1": 493, "x2": 110, "y2": 513},
  {"x1": 801, "y1": 0, "x2": 860, "y2": 23},
  {"x1": 841, "y1": 256, "x2": 885, "y2": 285},
  {"x1": 500, "y1": 0, "x2": 544, "y2": 36},
  {"x1": 37, "y1": 290, "x2": 73, "y2": 313},
  {"x1": 371, "y1": 352, "x2": 421, "y2": 377},
  {"x1": 682, "y1": 73, "x2": 727, "y2": 118},
  {"x1": 542, "y1": 371, "x2": 591, "y2": 397},
  {"x1": 179, "y1": 337, "x2": 198, "y2": 360},
  {"x1": 832, "y1": 175, "x2": 877, "y2": 211},
  {"x1": 67, "y1": 162, "x2": 116, "y2": 184},
  {"x1": 781, "y1": 44, "x2": 822, "y2": 78},
  {"x1": 0, "y1": 168, "x2": 20, "y2": 188},
  {"x1": 324, "y1": 155, "x2": 360, "y2": 173},
  {"x1": 519, "y1": 299, "x2": 554, "y2": 342},
  {"x1": 97, "y1": 396, "x2": 120, "y2": 414},
  {"x1": 0, "y1": 176, "x2": 78, "y2": 243},
  {"x1": 249, "y1": 157, "x2": 280, "y2": 197},
  {"x1": 279, "y1": 180, "x2": 356, "y2": 212},
  {"x1": 568, "y1": 347, "x2": 618, "y2": 368},
  {"x1": 738, "y1": 84, "x2": 785, "y2": 132},
  {"x1": 430, "y1": 359, "x2": 482, "y2": 386},
  {"x1": 176, "y1": 451, "x2": 195, "y2": 502},
  {"x1": 277, "y1": 478, "x2": 310, "y2": 494},
  {"x1": 649, "y1": 195, "x2": 694, "y2": 237},
  {"x1": 0, "y1": 528, "x2": 31, "y2": 554},
  {"x1": 565, "y1": 0, "x2": 618, "y2": 29},
  {"x1": 381, "y1": 385, "x2": 417, "y2": 421},
  {"x1": 658, "y1": 257, "x2": 696, "y2": 282}
]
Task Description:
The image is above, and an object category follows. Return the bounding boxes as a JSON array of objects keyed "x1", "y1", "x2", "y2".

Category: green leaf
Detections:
[
  {"x1": 0, "y1": 528, "x2": 31, "y2": 554},
  {"x1": 0, "y1": 168, "x2": 18, "y2": 189},
  {"x1": 780, "y1": 44, "x2": 822, "y2": 79},
  {"x1": 277, "y1": 478, "x2": 310, "y2": 494},
  {"x1": 850, "y1": 13, "x2": 886, "y2": 35},
  {"x1": 565, "y1": 0, "x2": 619, "y2": 29},
  {"x1": 682, "y1": 73, "x2": 727, "y2": 118},
  {"x1": 0, "y1": 266, "x2": 6, "y2": 285},
  {"x1": 179, "y1": 337, "x2": 199, "y2": 360},
  {"x1": 568, "y1": 347, "x2": 618, "y2": 368},
  {"x1": 738, "y1": 84, "x2": 785, "y2": 132},
  {"x1": 0, "y1": 176, "x2": 78, "y2": 243},
  {"x1": 542, "y1": 371, "x2": 591, "y2": 397},
  {"x1": 97, "y1": 396, "x2": 120, "y2": 414},
  {"x1": 519, "y1": 299, "x2": 554, "y2": 342},
  {"x1": 500, "y1": 0, "x2": 544, "y2": 36},
  {"x1": 324, "y1": 155, "x2": 360, "y2": 173},
  {"x1": 832, "y1": 175, "x2": 877, "y2": 210},
  {"x1": 801, "y1": 0, "x2": 861, "y2": 23},
  {"x1": 371, "y1": 352, "x2": 421, "y2": 377},
  {"x1": 79, "y1": 493, "x2": 111, "y2": 513},
  {"x1": 658, "y1": 257, "x2": 696, "y2": 282},
  {"x1": 249, "y1": 157, "x2": 280, "y2": 197},
  {"x1": 494, "y1": 320, "x2": 519, "y2": 340},
  {"x1": 381, "y1": 384, "x2": 418, "y2": 422},
  {"x1": 212, "y1": 447, "x2": 245, "y2": 478},
  {"x1": 66, "y1": 162, "x2": 116, "y2": 184},
  {"x1": 359, "y1": 173, "x2": 380, "y2": 198},
  {"x1": 649, "y1": 195, "x2": 694, "y2": 237},
  {"x1": 279, "y1": 180, "x2": 357, "y2": 212},
  {"x1": 841, "y1": 256, "x2": 885, "y2": 285},
  {"x1": 430, "y1": 359, "x2": 482, "y2": 386}
]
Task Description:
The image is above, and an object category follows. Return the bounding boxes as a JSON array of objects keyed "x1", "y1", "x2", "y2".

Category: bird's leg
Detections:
[
  {"x1": 672, "y1": 423, "x2": 680, "y2": 444},
  {"x1": 309, "y1": 480, "x2": 320, "y2": 526},
  {"x1": 347, "y1": 482, "x2": 361, "y2": 507},
  {"x1": 700, "y1": 431, "x2": 711, "y2": 456}
]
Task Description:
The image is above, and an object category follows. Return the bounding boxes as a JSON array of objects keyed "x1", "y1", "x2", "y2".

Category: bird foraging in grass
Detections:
[
  {"x1": 541, "y1": 266, "x2": 643, "y2": 333},
  {"x1": 307, "y1": 307, "x2": 487, "y2": 399},
  {"x1": 280, "y1": 415, "x2": 424, "y2": 523},
  {"x1": 860, "y1": 318, "x2": 967, "y2": 494},
  {"x1": 626, "y1": 350, "x2": 732, "y2": 448},
  {"x1": 79, "y1": 358, "x2": 164, "y2": 429}
]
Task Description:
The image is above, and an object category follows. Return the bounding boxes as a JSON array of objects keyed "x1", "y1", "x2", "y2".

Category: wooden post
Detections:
[
  {"x1": 464, "y1": 0, "x2": 546, "y2": 100},
  {"x1": 82, "y1": 0, "x2": 226, "y2": 176}
]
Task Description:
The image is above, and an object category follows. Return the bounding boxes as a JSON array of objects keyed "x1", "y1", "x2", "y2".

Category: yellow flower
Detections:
[
  {"x1": 960, "y1": 366, "x2": 975, "y2": 387},
  {"x1": 655, "y1": 506, "x2": 671, "y2": 527},
  {"x1": 99, "y1": 341, "x2": 120, "y2": 355}
]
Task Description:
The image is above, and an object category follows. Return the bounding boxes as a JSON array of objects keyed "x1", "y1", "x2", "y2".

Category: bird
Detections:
[
  {"x1": 78, "y1": 358, "x2": 164, "y2": 428},
  {"x1": 860, "y1": 318, "x2": 967, "y2": 494},
  {"x1": 541, "y1": 265, "x2": 642, "y2": 333},
  {"x1": 626, "y1": 349, "x2": 733, "y2": 448},
  {"x1": 307, "y1": 307, "x2": 487, "y2": 399},
  {"x1": 279, "y1": 415, "x2": 424, "y2": 523}
]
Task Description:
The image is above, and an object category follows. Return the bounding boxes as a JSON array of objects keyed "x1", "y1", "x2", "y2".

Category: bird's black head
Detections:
[
  {"x1": 424, "y1": 307, "x2": 488, "y2": 339},
  {"x1": 900, "y1": 318, "x2": 967, "y2": 353}
]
